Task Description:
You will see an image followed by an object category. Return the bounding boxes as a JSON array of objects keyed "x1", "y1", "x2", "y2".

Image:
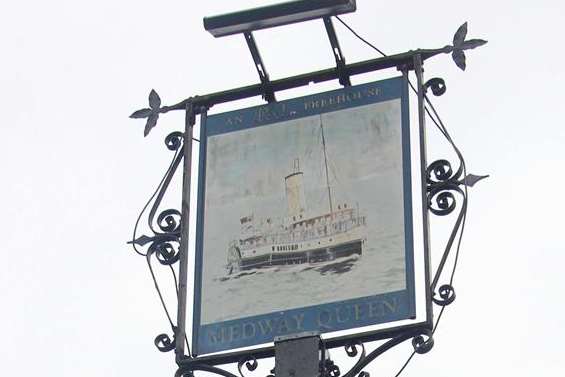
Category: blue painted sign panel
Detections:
[{"x1": 193, "y1": 76, "x2": 415, "y2": 355}]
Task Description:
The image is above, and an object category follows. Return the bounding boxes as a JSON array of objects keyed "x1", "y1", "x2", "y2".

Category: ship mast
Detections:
[{"x1": 319, "y1": 115, "x2": 334, "y2": 215}]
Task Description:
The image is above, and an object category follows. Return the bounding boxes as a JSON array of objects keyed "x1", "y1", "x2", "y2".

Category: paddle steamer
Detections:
[{"x1": 227, "y1": 116, "x2": 367, "y2": 273}]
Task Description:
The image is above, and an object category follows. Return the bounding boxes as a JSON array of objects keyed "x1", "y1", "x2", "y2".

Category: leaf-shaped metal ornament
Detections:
[
  {"x1": 453, "y1": 22, "x2": 468, "y2": 48},
  {"x1": 149, "y1": 89, "x2": 161, "y2": 110},
  {"x1": 462, "y1": 39, "x2": 488, "y2": 50},
  {"x1": 461, "y1": 174, "x2": 489, "y2": 187},
  {"x1": 452, "y1": 49, "x2": 466, "y2": 71},
  {"x1": 130, "y1": 108, "x2": 153, "y2": 119},
  {"x1": 144, "y1": 113, "x2": 159, "y2": 137},
  {"x1": 449, "y1": 22, "x2": 487, "y2": 70}
]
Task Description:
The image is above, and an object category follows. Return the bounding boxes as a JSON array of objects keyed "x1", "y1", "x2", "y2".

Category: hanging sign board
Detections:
[{"x1": 191, "y1": 76, "x2": 428, "y2": 355}]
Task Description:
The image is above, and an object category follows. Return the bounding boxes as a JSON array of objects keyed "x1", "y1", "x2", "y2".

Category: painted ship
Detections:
[{"x1": 226, "y1": 116, "x2": 367, "y2": 274}]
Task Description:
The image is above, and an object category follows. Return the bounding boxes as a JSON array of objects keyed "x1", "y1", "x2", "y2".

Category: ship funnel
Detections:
[{"x1": 285, "y1": 159, "x2": 306, "y2": 219}]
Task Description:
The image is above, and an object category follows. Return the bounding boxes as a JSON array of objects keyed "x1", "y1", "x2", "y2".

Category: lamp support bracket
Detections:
[
  {"x1": 323, "y1": 17, "x2": 350, "y2": 87},
  {"x1": 244, "y1": 32, "x2": 276, "y2": 103}
]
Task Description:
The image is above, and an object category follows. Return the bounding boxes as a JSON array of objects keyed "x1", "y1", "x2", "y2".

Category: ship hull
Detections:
[{"x1": 234, "y1": 239, "x2": 363, "y2": 271}]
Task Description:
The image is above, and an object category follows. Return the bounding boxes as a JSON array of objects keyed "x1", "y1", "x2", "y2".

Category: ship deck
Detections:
[{"x1": 237, "y1": 239, "x2": 363, "y2": 270}]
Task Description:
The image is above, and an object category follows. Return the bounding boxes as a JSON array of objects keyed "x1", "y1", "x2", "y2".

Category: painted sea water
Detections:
[{"x1": 199, "y1": 100, "x2": 406, "y2": 325}]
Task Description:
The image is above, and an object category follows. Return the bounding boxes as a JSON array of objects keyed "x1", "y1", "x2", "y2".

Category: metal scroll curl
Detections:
[
  {"x1": 148, "y1": 232, "x2": 181, "y2": 265},
  {"x1": 343, "y1": 341, "x2": 366, "y2": 376},
  {"x1": 426, "y1": 159, "x2": 488, "y2": 213},
  {"x1": 165, "y1": 131, "x2": 184, "y2": 151},
  {"x1": 426, "y1": 159, "x2": 463, "y2": 216},
  {"x1": 344, "y1": 341, "x2": 366, "y2": 359},
  {"x1": 321, "y1": 341, "x2": 367, "y2": 377},
  {"x1": 237, "y1": 355, "x2": 260, "y2": 377},
  {"x1": 158, "y1": 208, "x2": 182, "y2": 233},
  {"x1": 155, "y1": 332, "x2": 177, "y2": 352},
  {"x1": 432, "y1": 284, "x2": 456, "y2": 306},
  {"x1": 411, "y1": 330, "x2": 434, "y2": 355},
  {"x1": 339, "y1": 341, "x2": 369, "y2": 377},
  {"x1": 424, "y1": 77, "x2": 446, "y2": 97},
  {"x1": 323, "y1": 359, "x2": 341, "y2": 377},
  {"x1": 339, "y1": 330, "x2": 431, "y2": 377}
]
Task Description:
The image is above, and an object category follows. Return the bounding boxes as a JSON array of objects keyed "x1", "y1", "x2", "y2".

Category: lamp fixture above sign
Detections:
[{"x1": 203, "y1": 0, "x2": 357, "y2": 37}]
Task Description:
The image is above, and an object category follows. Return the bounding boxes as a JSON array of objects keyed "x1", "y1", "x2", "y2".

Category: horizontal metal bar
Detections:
[
  {"x1": 163, "y1": 46, "x2": 449, "y2": 115},
  {"x1": 177, "y1": 322, "x2": 432, "y2": 367}
]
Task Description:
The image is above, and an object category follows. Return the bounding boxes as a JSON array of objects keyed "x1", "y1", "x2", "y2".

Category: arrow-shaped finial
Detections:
[{"x1": 460, "y1": 173, "x2": 489, "y2": 187}]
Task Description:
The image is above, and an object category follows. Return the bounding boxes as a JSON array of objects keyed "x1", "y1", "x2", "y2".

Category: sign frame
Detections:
[{"x1": 185, "y1": 72, "x2": 433, "y2": 357}]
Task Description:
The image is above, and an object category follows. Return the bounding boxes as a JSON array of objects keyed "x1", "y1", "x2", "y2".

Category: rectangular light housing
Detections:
[{"x1": 204, "y1": 0, "x2": 356, "y2": 37}]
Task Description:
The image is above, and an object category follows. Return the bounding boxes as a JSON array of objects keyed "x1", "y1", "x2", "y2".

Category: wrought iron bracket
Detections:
[
  {"x1": 174, "y1": 328, "x2": 434, "y2": 377},
  {"x1": 129, "y1": 19, "x2": 489, "y2": 377},
  {"x1": 128, "y1": 131, "x2": 184, "y2": 264},
  {"x1": 244, "y1": 32, "x2": 276, "y2": 103},
  {"x1": 323, "y1": 17, "x2": 350, "y2": 87},
  {"x1": 127, "y1": 130, "x2": 185, "y2": 354}
]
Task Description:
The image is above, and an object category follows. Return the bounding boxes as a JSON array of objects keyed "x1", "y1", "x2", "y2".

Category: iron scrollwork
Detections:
[
  {"x1": 331, "y1": 330, "x2": 433, "y2": 377},
  {"x1": 424, "y1": 78, "x2": 446, "y2": 97},
  {"x1": 175, "y1": 355, "x2": 273, "y2": 377},
  {"x1": 238, "y1": 356, "x2": 261, "y2": 377},
  {"x1": 411, "y1": 330, "x2": 434, "y2": 355},
  {"x1": 426, "y1": 159, "x2": 488, "y2": 216},
  {"x1": 129, "y1": 130, "x2": 185, "y2": 352},
  {"x1": 426, "y1": 158, "x2": 487, "y2": 305},
  {"x1": 155, "y1": 332, "x2": 177, "y2": 353},
  {"x1": 323, "y1": 359, "x2": 341, "y2": 377},
  {"x1": 427, "y1": 159, "x2": 464, "y2": 216},
  {"x1": 129, "y1": 131, "x2": 184, "y2": 264},
  {"x1": 432, "y1": 284, "x2": 456, "y2": 307}
]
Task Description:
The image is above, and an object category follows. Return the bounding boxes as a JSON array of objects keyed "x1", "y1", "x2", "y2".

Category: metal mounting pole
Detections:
[{"x1": 275, "y1": 334, "x2": 322, "y2": 377}]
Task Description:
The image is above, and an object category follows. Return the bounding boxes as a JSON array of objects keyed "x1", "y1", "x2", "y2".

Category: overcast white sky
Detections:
[{"x1": 1, "y1": 1, "x2": 564, "y2": 376}]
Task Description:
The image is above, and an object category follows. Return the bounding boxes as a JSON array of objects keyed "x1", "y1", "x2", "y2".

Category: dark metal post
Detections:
[
  {"x1": 175, "y1": 101, "x2": 196, "y2": 360},
  {"x1": 413, "y1": 54, "x2": 434, "y2": 326},
  {"x1": 275, "y1": 335, "x2": 321, "y2": 377}
]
